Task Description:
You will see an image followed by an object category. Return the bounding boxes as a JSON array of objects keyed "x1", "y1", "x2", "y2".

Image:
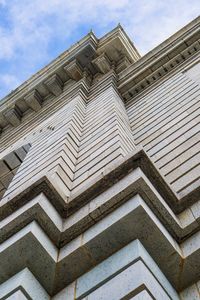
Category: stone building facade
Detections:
[{"x1": 0, "y1": 17, "x2": 200, "y2": 299}]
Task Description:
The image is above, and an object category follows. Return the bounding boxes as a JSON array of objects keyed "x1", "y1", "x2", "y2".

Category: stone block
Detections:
[
  {"x1": 24, "y1": 89, "x2": 43, "y2": 112},
  {"x1": 44, "y1": 74, "x2": 63, "y2": 96},
  {"x1": 0, "y1": 161, "x2": 10, "y2": 176},
  {"x1": 4, "y1": 152, "x2": 21, "y2": 170},
  {"x1": 3, "y1": 107, "x2": 21, "y2": 127},
  {"x1": 0, "y1": 268, "x2": 50, "y2": 299},
  {"x1": 64, "y1": 59, "x2": 83, "y2": 81},
  {"x1": 92, "y1": 53, "x2": 112, "y2": 74}
]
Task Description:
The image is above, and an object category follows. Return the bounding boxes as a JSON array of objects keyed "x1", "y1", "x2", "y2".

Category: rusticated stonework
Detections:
[{"x1": 1, "y1": 17, "x2": 200, "y2": 299}]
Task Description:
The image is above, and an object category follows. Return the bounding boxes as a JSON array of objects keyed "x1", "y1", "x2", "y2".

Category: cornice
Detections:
[
  {"x1": 0, "y1": 32, "x2": 97, "y2": 107},
  {"x1": 1, "y1": 17, "x2": 200, "y2": 137},
  {"x1": 118, "y1": 16, "x2": 200, "y2": 101},
  {"x1": 97, "y1": 24, "x2": 141, "y2": 62},
  {"x1": 0, "y1": 77, "x2": 90, "y2": 153},
  {"x1": 0, "y1": 26, "x2": 140, "y2": 137}
]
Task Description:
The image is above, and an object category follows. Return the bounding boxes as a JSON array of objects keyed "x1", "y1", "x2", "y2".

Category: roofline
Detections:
[
  {"x1": 0, "y1": 31, "x2": 98, "y2": 106},
  {"x1": 119, "y1": 15, "x2": 200, "y2": 84},
  {"x1": 0, "y1": 23, "x2": 142, "y2": 107},
  {"x1": 1, "y1": 16, "x2": 200, "y2": 110}
]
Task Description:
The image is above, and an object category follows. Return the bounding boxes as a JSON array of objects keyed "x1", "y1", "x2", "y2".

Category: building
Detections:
[{"x1": 0, "y1": 16, "x2": 200, "y2": 300}]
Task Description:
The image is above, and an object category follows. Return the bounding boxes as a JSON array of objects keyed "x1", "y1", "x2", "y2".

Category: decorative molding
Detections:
[
  {"x1": 0, "y1": 17, "x2": 200, "y2": 138},
  {"x1": 1, "y1": 18, "x2": 200, "y2": 298},
  {"x1": 3, "y1": 106, "x2": 22, "y2": 127},
  {"x1": 64, "y1": 59, "x2": 83, "y2": 81},
  {"x1": 120, "y1": 39, "x2": 200, "y2": 101},
  {"x1": 24, "y1": 89, "x2": 43, "y2": 112},
  {"x1": 44, "y1": 74, "x2": 64, "y2": 96},
  {"x1": 119, "y1": 22, "x2": 200, "y2": 101},
  {"x1": 92, "y1": 53, "x2": 112, "y2": 74},
  {"x1": 116, "y1": 55, "x2": 131, "y2": 73}
]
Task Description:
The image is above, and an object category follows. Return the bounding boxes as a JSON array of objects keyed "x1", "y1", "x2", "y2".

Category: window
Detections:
[{"x1": 0, "y1": 144, "x2": 31, "y2": 199}]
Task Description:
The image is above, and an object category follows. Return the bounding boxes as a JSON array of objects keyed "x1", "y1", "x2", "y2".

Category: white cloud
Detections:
[
  {"x1": 125, "y1": 0, "x2": 200, "y2": 53},
  {"x1": 0, "y1": 0, "x2": 6, "y2": 5},
  {"x1": 0, "y1": 74, "x2": 20, "y2": 90},
  {"x1": 0, "y1": 0, "x2": 200, "y2": 98}
]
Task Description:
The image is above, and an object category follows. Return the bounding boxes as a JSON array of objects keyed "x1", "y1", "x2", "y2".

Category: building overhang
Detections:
[
  {"x1": 0, "y1": 25, "x2": 140, "y2": 136},
  {"x1": 119, "y1": 16, "x2": 200, "y2": 101},
  {"x1": 0, "y1": 17, "x2": 200, "y2": 137},
  {"x1": 1, "y1": 145, "x2": 199, "y2": 226}
]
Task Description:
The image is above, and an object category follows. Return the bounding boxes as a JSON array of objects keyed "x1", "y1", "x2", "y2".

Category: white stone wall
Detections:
[
  {"x1": 1, "y1": 19, "x2": 200, "y2": 300},
  {"x1": 126, "y1": 62, "x2": 200, "y2": 202}
]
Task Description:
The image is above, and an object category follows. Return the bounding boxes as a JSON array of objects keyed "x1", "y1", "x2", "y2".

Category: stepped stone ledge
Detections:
[{"x1": 1, "y1": 16, "x2": 200, "y2": 300}]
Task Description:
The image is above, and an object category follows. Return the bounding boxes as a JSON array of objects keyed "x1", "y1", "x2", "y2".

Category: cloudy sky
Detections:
[{"x1": 0, "y1": 0, "x2": 199, "y2": 99}]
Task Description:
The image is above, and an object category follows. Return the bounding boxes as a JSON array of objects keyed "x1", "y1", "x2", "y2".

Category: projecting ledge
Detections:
[
  {"x1": 1, "y1": 196, "x2": 200, "y2": 294},
  {"x1": 3, "y1": 107, "x2": 22, "y2": 127},
  {"x1": 0, "y1": 146, "x2": 199, "y2": 225},
  {"x1": 64, "y1": 59, "x2": 83, "y2": 81},
  {"x1": 24, "y1": 89, "x2": 43, "y2": 112},
  {"x1": 44, "y1": 74, "x2": 63, "y2": 96}
]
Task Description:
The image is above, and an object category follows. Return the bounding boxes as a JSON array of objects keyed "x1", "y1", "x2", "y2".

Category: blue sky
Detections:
[{"x1": 0, "y1": 0, "x2": 200, "y2": 99}]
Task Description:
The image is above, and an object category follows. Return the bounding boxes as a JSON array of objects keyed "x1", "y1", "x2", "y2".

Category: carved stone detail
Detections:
[
  {"x1": 92, "y1": 53, "x2": 112, "y2": 74},
  {"x1": 24, "y1": 89, "x2": 43, "y2": 112},
  {"x1": 116, "y1": 55, "x2": 131, "y2": 73},
  {"x1": 3, "y1": 107, "x2": 22, "y2": 127},
  {"x1": 64, "y1": 59, "x2": 83, "y2": 81},
  {"x1": 44, "y1": 74, "x2": 63, "y2": 96}
]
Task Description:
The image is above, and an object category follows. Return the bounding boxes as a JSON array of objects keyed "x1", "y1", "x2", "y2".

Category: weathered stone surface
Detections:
[
  {"x1": 24, "y1": 89, "x2": 43, "y2": 112},
  {"x1": 3, "y1": 107, "x2": 21, "y2": 127},
  {"x1": 0, "y1": 268, "x2": 50, "y2": 299},
  {"x1": 92, "y1": 53, "x2": 112, "y2": 74},
  {"x1": 1, "y1": 16, "x2": 200, "y2": 300},
  {"x1": 64, "y1": 59, "x2": 83, "y2": 81},
  {"x1": 44, "y1": 74, "x2": 63, "y2": 96}
]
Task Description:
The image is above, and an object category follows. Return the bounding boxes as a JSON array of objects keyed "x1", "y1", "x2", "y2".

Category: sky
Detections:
[{"x1": 0, "y1": 0, "x2": 200, "y2": 100}]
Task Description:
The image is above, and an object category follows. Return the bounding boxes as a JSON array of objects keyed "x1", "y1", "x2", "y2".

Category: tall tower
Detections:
[{"x1": 1, "y1": 18, "x2": 200, "y2": 299}]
